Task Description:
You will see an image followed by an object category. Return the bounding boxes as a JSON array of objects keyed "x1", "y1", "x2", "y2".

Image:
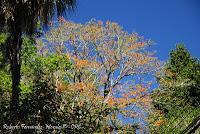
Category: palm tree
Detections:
[{"x1": 0, "y1": 0, "x2": 76, "y2": 123}]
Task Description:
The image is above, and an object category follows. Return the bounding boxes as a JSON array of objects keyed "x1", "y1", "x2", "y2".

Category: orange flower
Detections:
[
  {"x1": 55, "y1": 80, "x2": 67, "y2": 93},
  {"x1": 107, "y1": 97, "x2": 116, "y2": 106},
  {"x1": 73, "y1": 58, "x2": 89, "y2": 69},
  {"x1": 73, "y1": 57, "x2": 100, "y2": 69},
  {"x1": 117, "y1": 98, "x2": 129, "y2": 108},
  {"x1": 154, "y1": 119, "x2": 165, "y2": 127},
  {"x1": 86, "y1": 83, "x2": 94, "y2": 91},
  {"x1": 76, "y1": 82, "x2": 85, "y2": 91}
]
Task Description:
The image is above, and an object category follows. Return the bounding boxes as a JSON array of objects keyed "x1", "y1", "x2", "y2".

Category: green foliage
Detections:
[
  {"x1": 0, "y1": 33, "x2": 10, "y2": 129},
  {"x1": 150, "y1": 44, "x2": 200, "y2": 133},
  {"x1": 0, "y1": 69, "x2": 11, "y2": 129},
  {"x1": 0, "y1": 33, "x2": 8, "y2": 66},
  {"x1": 0, "y1": 33, "x2": 7, "y2": 44},
  {"x1": 165, "y1": 44, "x2": 200, "y2": 105}
]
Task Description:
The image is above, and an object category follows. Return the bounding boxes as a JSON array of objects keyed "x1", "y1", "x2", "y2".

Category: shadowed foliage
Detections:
[{"x1": 0, "y1": 0, "x2": 76, "y2": 124}]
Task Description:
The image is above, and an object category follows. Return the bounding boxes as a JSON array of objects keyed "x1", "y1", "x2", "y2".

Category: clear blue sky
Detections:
[{"x1": 68, "y1": 0, "x2": 200, "y2": 61}]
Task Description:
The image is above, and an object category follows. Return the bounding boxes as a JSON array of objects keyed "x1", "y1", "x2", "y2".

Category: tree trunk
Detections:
[{"x1": 8, "y1": 32, "x2": 22, "y2": 124}]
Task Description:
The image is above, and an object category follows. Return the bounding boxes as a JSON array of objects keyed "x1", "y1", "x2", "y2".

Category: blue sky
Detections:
[{"x1": 68, "y1": 0, "x2": 200, "y2": 61}]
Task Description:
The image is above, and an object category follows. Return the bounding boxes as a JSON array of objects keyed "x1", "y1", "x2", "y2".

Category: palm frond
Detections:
[{"x1": 0, "y1": 0, "x2": 76, "y2": 35}]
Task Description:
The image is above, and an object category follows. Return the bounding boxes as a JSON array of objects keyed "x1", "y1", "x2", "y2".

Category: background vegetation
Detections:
[{"x1": 0, "y1": 1, "x2": 199, "y2": 133}]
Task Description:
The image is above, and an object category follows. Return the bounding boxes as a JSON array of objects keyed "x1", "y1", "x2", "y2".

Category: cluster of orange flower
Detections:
[
  {"x1": 71, "y1": 82, "x2": 94, "y2": 92},
  {"x1": 128, "y1": 42, "x2": 145, "y2": 51},
  {"x1": 154, "y1": 119, "x2": 165, "y2": 127},
  {"x1": 73, "y1": 57, "x2": 100, "y2": 69}
]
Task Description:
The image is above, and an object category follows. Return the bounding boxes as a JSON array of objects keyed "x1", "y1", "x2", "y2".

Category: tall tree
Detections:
[
  {"x1": 0, "y1": 0, "x2": 76, "y2": 123},
  {"x1": 41, "y1": 19, "x2": 160, "y2": 132},
  {"x1": 150, "y1": 44, "x2": 200, "y2": 133},
  {"x1": 161, "y1": 44, "x2": 200, "y2": 105}
]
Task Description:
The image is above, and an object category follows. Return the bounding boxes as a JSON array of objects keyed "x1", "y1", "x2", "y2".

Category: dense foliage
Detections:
[
  {"x1": 149, "y1": 45, "x2": 200, "y2": 133},
  {"x1": 0, "y1": 0, "x2": 76, "y2": 123}
]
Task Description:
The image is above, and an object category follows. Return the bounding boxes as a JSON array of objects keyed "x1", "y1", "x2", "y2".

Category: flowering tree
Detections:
[{"x1": 39, "y1": 19, "x2": 160, "y2": 132}]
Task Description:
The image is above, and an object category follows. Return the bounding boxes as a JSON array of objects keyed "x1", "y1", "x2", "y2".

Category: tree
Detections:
[
  {"x1": 156, "y1": 44, "x2": 200, "y2": 105},
  {"x1": 0, "y1": 0, "x2": 76, "y2": 123},
  {"x1": 1, "y1": 32, "x2": 137, "y2": 133},
  {"x1": 149, "y1": 44, "x2": 200, "y2": 133},
  {"x1": 41, "y1": 19, "x2": 160, "y2": 132}
]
